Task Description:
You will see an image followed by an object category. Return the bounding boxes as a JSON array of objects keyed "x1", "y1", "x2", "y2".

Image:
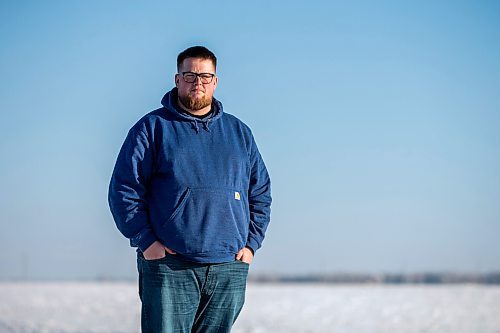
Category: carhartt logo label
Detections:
[{"x1": 234, "y1": 191, "x2": 240, "y2": 200}]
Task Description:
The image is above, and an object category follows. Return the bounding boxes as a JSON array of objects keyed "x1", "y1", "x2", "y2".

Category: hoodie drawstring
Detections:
[
  {"x1": 203, "y1": 121, "x2": 210, "y2": 132},
  {"x1": 191, "y1": 121, "x2": 200, "y2": 133},
  {"x1": 191, "y1": 120, "x2": 211, "y2": 133}
]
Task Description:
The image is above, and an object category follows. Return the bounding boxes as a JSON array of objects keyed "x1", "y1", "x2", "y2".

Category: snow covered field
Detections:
[{"x1": 1, "y1": 282, "x2": 499, "y2": 333}]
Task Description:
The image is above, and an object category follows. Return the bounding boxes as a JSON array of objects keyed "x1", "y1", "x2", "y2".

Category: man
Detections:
[{"x1": 108, "y1": 46, "x2": 272, "y2": 333}]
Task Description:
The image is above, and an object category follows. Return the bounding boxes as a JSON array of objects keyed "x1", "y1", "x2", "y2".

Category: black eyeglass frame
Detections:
[{"x1": 179, "y1": 71, "x2": 216, "y2": 84}]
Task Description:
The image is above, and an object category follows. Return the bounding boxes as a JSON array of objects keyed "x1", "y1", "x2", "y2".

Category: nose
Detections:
[{"x1": 193, "y1": 75, "x2": 204, "y2": 85}]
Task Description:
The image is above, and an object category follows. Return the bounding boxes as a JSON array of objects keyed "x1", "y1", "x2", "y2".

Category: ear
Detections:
[
  {"x1": 175, "y1": 74, "x2": 180, "y2": 87},
  {"x1": 212, "y1": 75, "x2": 218, "y2": 90}
]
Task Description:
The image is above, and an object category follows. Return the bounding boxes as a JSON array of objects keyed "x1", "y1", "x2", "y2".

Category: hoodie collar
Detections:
[{"x1": 161, "y1": 87, "x2": 223, "y2": 133}]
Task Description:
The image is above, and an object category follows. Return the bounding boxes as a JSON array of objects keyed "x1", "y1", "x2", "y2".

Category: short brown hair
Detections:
[{"x1": 177, "y1": 46, "x2": 217, "y2": 72}]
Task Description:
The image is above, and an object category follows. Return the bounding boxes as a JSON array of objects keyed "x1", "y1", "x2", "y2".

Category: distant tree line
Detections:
[{"x1": 248, "y1": 272, "x2": 500, "y2": 284}]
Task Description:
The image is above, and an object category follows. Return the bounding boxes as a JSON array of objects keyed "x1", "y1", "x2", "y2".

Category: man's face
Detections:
[{"x1": 175, "y1": 57, "x2": 218, "y2": 111}]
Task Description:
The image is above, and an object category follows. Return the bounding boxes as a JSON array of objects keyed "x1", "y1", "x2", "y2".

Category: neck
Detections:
[{"x1": 177, "y1": 97, "x2": 212, "y2": 117}]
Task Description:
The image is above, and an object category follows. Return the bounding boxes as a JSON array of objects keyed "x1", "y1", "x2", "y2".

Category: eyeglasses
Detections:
[{"x1": 179, "y1": 71, "x2": 216, "y2": 84}]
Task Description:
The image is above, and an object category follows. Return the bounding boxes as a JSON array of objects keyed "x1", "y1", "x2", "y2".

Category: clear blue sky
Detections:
[{"x1": 1, "y1": 1, "x2": 499, "y2": 279}]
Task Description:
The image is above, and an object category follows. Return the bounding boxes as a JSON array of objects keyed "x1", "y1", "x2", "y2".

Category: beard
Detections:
[{"x1": 178, "y1": 91, "x2": 212, "y2": 111}]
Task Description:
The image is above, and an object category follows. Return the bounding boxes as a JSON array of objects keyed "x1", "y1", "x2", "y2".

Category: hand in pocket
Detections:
[
  {"x1": 235, "y1": 247, "x2": 254, "y2": 264},
  {"x1": 143, "y1": 241, "x2": 176, "y2": 260}
]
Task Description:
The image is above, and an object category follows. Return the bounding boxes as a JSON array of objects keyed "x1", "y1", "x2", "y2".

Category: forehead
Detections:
[{"x1": 179, "y1": 57, "x2": 216, "y2": 73}]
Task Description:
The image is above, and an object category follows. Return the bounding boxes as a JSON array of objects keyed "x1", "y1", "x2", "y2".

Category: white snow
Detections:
[{"x1": 1, "y1": 282, "x2": 499, "y2": 333}]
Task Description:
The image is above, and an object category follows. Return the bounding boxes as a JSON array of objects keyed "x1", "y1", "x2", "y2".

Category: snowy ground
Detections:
[{"x1": 1, "y1": 282, "x2": 499, "y2": 333}]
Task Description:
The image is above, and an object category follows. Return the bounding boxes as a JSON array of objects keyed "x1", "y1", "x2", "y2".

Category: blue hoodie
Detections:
[{"x1": 108, "y1": 88, "x2": 272, "y2": 263}]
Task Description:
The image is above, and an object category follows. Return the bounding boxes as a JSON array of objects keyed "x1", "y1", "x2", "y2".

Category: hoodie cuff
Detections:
[
  {"x1": 245, "y1": 237, "x2": 260, "y2": 255},
  {"x1": 132, "y1": 228, "x2": 158, "y2": 253}
]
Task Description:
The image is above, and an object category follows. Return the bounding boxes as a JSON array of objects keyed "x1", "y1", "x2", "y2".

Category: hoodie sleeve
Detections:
[
  {"x1": 245, "y1": 134, "x2": 272, "y2": 254},
  {"x1": 108, "y1": 125, "x2": 158, "y2": 252}
]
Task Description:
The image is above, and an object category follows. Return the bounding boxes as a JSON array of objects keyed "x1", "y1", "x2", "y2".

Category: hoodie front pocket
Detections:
[
  {"x1": 161, "y1": 187, "x2": 249, "y2": 254},
  {"x1": 166, "y1": 188, "x2": 191, "y2": 223}
]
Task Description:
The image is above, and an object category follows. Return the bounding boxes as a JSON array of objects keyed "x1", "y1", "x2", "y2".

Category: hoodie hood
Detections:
[{"x1": 161, "y1": 87, "x2": 223, "y2": 133}]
